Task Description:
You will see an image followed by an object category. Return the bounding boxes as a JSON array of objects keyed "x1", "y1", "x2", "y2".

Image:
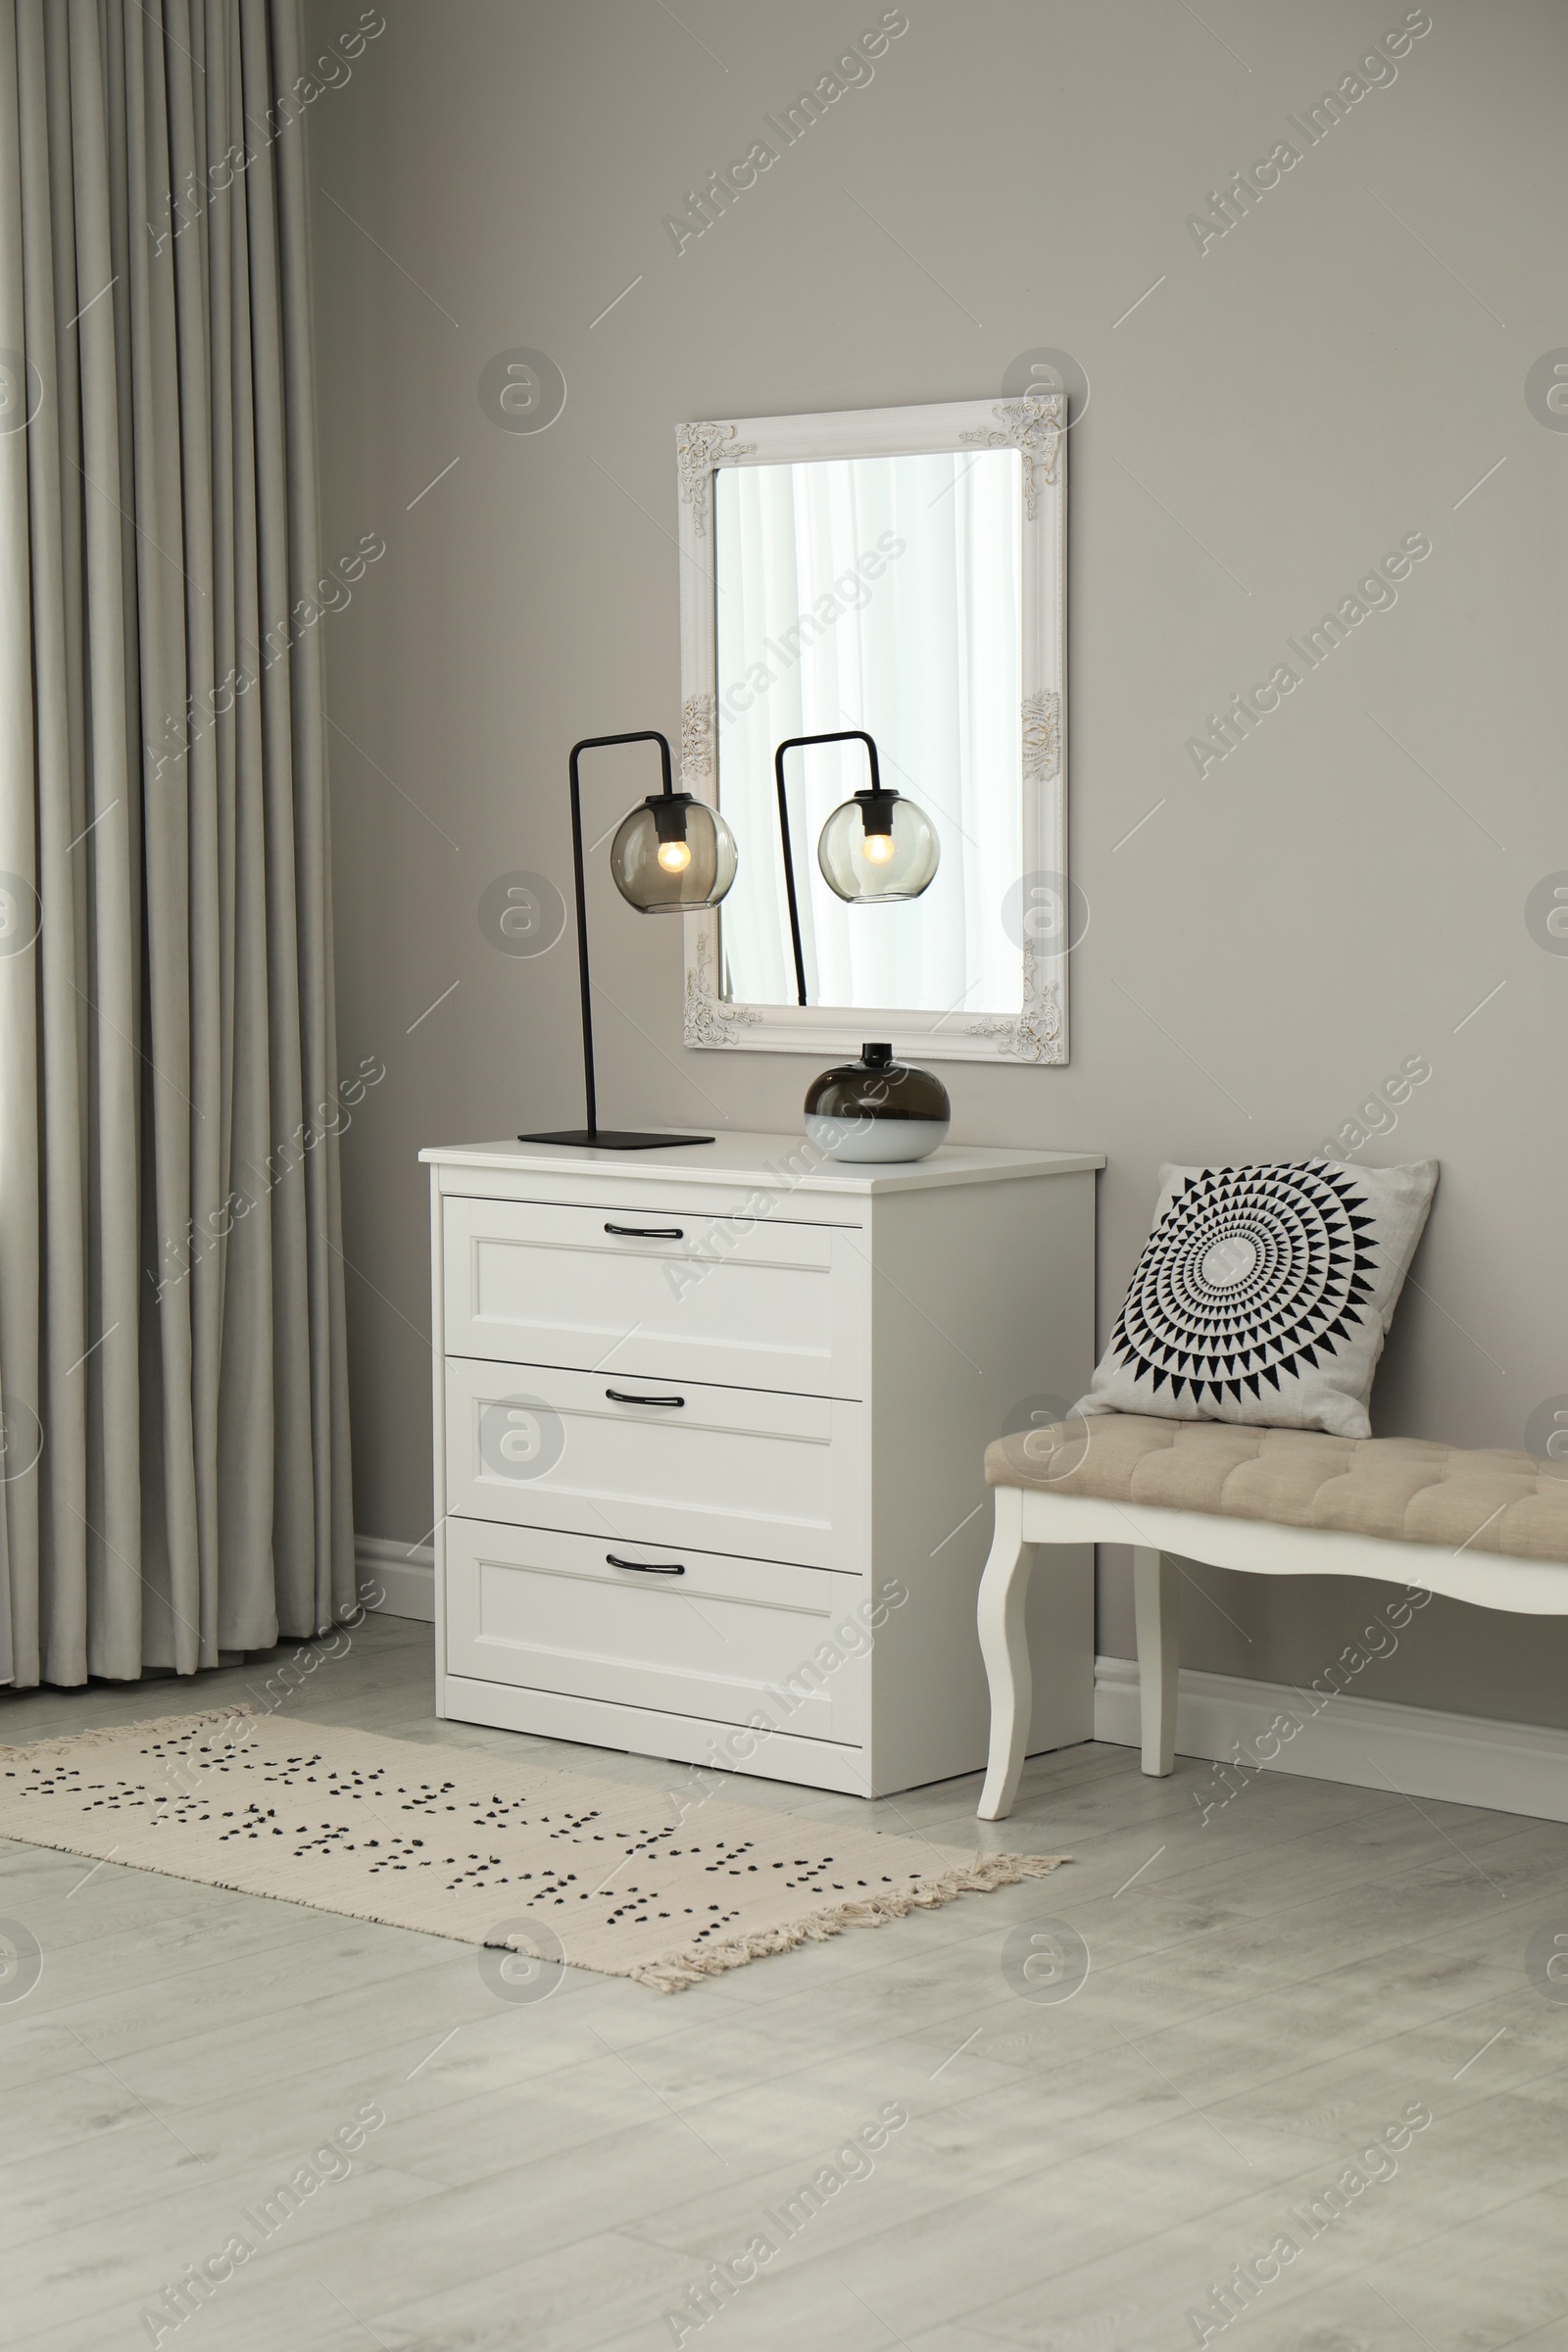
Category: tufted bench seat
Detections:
[{"x1": 976, "y1": 1412, "x2": 1568, "y2": 1819}]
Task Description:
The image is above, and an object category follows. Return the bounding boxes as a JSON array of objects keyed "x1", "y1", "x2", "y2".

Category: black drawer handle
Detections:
[
  {"x1": 604, "y1": 1221, "x2": 684, "y2": 1240},
  {"x1": 605, "y1": 1387, "x2": 685, "y2": 1408},
  {"x1": 607, "y1": 1552, "x2": 686, "y2": 1577}
]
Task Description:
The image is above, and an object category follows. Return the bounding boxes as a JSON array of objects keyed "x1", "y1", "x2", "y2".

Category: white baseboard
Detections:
[
  {"x1": 356, "y1": 1535, "x2": 435, "y2": 1623},
  {"x1": 1095, "y1": 1652, "x2": 1568, "y2": 1825}
]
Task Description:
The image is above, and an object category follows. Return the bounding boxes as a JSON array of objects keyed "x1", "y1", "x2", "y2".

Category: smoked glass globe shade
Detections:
[
  {"x1": 610, "y1": 799, "x2": 738, "y2": 912},
  {"x1": 816, "y1": 795, "x2": 941, "y2": 905}
]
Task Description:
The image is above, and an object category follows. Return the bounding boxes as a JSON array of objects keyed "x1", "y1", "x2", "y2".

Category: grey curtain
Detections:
[{"x1": 0, "y1": 0, "x2": 354, "y2": 1686}]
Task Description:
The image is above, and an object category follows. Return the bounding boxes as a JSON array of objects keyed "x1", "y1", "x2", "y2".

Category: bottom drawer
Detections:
[{"x1": 444, "y1": 1518, "x2": 867, "y2": 1746}]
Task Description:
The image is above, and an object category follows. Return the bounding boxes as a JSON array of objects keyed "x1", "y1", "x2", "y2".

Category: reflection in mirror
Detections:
[{"x1": 714, "y1": 449, "x2": 1023, "y2": 1017}]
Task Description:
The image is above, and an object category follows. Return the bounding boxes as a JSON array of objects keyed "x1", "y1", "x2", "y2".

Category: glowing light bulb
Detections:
[
  {"x1": 860, "y1": 830, "x2": 896, "y2": 864},
  {"x1": 657, "y1": 838, "x2": 693, "y2": 873}
]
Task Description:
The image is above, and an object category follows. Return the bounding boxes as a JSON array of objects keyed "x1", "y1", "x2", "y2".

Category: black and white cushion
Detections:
[{"x1": 1079, "y1": 1159, "x2": 1439, "y2": 1439}]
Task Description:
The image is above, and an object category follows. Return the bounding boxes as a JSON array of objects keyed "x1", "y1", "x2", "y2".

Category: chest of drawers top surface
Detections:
[{"x1": 421, "y1": 1131, "x2": 1104, "y2": 1200}]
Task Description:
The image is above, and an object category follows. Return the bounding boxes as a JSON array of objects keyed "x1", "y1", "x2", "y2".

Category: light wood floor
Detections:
[{"x1": 3, "y1": 1612, "x2": 1568, "y2": 2351}]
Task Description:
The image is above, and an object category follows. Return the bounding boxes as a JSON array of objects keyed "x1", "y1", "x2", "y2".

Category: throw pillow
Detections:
[{"x1": 1079, "y1": 1159, "x2": 1439, "y2": 1439}]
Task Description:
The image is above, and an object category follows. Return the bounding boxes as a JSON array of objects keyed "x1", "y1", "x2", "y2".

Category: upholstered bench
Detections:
[{"x1": 976, "y1": 1412, "x2": 1568, "y2": 1820}]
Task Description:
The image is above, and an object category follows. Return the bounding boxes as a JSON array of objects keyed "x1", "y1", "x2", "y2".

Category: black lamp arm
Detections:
[
  {"x1": 565, "y1": 731, "x2": 675, "y2": 1137},
  {"x1": 772, "y1": 730, "x2": 884, "y2": 1010}
]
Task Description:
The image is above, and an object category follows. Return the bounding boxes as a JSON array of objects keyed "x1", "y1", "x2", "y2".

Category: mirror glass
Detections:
[{"x1": 712, "y1": 449, "x2": 1024, "y2": 1017}]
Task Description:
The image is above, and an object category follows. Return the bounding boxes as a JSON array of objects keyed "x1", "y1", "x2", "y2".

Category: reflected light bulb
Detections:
[
  {"x1": 657, "y1": 838, "x2": 693, "y2": 873},
  {"x1": 860, "y1": 830, "x2": 896, "y2": 864}
]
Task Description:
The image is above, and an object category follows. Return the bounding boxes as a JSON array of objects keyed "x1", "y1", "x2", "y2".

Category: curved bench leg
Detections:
[
  {"x1": 1133, "y1": 1545, "x2": 1179, "y2": 1776},
  {"x1": 977, "y1": 1488, "x2": 1034, "y2": 1821}
]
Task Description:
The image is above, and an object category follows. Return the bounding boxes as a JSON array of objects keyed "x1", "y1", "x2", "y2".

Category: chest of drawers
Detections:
[{"x1": 421, "y1": 1132, "x2": 1102, "y2": 1798}]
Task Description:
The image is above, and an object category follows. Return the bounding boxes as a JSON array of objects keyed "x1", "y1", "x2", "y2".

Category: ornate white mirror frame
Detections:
[{"x1": 674, "y1": 395, "x2": 1068, "y2": 1064}]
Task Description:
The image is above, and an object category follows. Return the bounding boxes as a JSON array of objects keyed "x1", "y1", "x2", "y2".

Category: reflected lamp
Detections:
[{"x1": 772, "y1": 730, "x2": 941, "y2": 1005}]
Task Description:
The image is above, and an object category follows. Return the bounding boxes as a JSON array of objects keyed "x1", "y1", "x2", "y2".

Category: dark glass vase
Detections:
[{"x1": 804, "y1": 1043, "x2": 951, "y2": 1164}]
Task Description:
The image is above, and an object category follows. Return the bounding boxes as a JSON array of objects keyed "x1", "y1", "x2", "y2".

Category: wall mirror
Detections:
[{"x1": 675, "y1": 395, "x2": 1067, "y2": 1063}]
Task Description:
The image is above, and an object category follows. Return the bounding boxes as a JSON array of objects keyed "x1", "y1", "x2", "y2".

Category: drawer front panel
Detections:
[
  {"x1": 445, "y1": 1519, "x2": 866, "y2": 1744},
  {"x1": 444, "y1": 1358, "x2": 866, "y2": 1570},
  {"x1": 442, "y1": 1196, "x2": 861, "y2": 1398}
]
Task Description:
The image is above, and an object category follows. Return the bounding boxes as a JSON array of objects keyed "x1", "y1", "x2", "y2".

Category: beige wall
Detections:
[{"x1": 305, "y1": 0, "x2": 1568, "y2": 1729}]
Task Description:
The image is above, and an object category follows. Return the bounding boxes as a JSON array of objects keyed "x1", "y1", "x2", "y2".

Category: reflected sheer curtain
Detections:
[
  {"x1": 714, "y1": 451, "x2": 1023, "y2": 1014},
  {"x1": 0, "y1": 0, "x2": 354, "y2": 1687}
]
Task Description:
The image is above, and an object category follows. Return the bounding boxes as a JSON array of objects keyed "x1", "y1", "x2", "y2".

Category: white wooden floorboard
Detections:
[{"x1": 2, "y1": 1616, "x2": 1567, "y2": 2352}]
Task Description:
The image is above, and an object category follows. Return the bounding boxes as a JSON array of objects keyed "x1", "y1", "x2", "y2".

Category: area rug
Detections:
[{"x1": 0, "y1": 1709, "x2": 1067, "y2": 1991}]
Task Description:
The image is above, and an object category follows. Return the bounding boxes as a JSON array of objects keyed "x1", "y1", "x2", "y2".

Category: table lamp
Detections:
[{"x1": 519, "y1": 729, "x2": 737, "y2": 1150}]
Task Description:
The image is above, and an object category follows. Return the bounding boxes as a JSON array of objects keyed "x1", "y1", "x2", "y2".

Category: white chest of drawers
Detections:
[{"x1": 421, "y1": 1131, "x2": 1102, "y2": 1798}]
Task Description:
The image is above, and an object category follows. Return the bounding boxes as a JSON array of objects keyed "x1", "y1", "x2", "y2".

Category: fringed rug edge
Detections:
[
  {"x1": 626, "y1": 1848, "x2": 1072, "y2": 1993},
  {"x1": 0, "y1": 1703, "x2": 258, "y2": 1762}
]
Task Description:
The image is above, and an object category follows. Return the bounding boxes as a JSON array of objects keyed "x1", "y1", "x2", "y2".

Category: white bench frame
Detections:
[{"x1": 976, "y1": 1484, "x2": 1568, "y2": 1820}]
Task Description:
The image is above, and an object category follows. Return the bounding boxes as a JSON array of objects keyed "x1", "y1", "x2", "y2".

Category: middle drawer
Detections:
[{"x1": 444, "y1": 1357, "x2": 867, "y2": 1570}]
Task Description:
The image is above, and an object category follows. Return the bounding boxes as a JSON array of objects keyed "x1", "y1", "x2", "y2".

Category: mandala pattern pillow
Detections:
[{"x1": 1079, "y1": 1159, "x2": 1439, "y2": 1439}]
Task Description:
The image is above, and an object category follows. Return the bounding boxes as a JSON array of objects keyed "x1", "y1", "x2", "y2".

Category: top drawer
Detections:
[{"x1": 442, "y1": 1196, "x2": 863, "y2": 1398}]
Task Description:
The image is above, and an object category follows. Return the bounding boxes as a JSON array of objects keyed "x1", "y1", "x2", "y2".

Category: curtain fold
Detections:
[{"x1": 0, "y1": 0, "x2": 354, "y2": 1687}]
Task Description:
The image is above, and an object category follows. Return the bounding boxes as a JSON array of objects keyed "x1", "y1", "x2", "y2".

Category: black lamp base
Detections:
[{"x1": 517, "y1": 1129, "x2": 714, "y2": 1151}]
